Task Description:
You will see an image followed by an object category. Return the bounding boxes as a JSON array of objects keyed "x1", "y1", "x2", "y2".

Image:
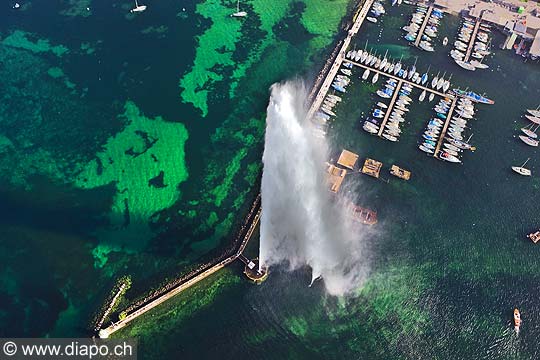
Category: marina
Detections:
[{"x1": 413, "y1": 6, "x2": 434, "y2": 48}]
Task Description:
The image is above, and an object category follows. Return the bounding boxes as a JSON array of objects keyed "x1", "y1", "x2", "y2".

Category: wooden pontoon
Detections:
[
  {"x1": 390, "y1": 165, "x2": 411, "y2": 180},
  {"x1": 326, "y1": 163, "x2": 347, "y2": 193},
  {"x1": 527, "y1": 231, "x2": 540, "y2": 244},
  {"x1": 337, "y1": 149, "x2": 359, "y2": 170},
  {"x1": 362, "y1": 158, "x2": 382, "y2": 178}
]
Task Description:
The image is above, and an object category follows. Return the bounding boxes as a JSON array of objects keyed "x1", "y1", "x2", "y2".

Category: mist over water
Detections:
[{"x1": 259, "y1": 81, "x2": 371, "y2": 296}]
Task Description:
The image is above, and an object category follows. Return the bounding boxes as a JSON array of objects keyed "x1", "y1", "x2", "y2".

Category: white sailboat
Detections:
[
  {"x1": 130, "y1": 0, "x2": 147, "y2": 13},
  {"x1": 231, "y1": 0, "x2": 247, "y2": 17},
  {"x1": 512, "y1": 158, "x2": 531, "y2": 176}
]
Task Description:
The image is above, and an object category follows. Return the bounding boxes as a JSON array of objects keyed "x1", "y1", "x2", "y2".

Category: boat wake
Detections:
[{"x1": 259, "y1": 81, "x2": 372, "y2": 296}]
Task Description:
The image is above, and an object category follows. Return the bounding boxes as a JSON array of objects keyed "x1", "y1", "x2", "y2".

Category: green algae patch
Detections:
[
  {"x1": 300, "y1": 0, "x2": 350, "y2": 50},
  {"x1": 76, "y1": 101, "x2": 189, "y2": 267},
  {"x1": 47, "y1": 67, "x2": 64, "y2": 78},
  {"x1": 209, "y1": 148, "x2": 247, "y2": 207},
  {"x1": 2, "y1": 30, "x2": 69, "y2": 57},
  {"x1": 179, "y1": 0, "x2": 243, "y2": 116}
]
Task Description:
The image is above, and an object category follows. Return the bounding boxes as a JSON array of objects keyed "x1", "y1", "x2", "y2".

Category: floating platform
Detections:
[
  {"x1": 390, "y1": 165, "x2": 411, "y2": 180},
  {"x1": 326, "y1": 162, "x2": 347, "y2": 193},
  {"x1": 362, "y1": 158, "x2": 383, "y2": 178},
  {"x1": 337, "y1": 149, "x2": 359, "y2": 170}
]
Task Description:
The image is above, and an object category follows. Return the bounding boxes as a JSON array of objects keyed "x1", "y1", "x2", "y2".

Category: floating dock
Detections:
[
  {"x1": 349, "y1": 60, "x2": 453, "y2": 99},
  {"x1": 377, "y1": 80, "x2": 404, "y2": 137},
  {"x1": 433, "y1": 97, "x2": 458, "y2": 159},
  {"x1": 463, "y1": 17, "x2": 482, "y2": 62},
  {"x1": 414, "y1": 6, "x2": 434, "y2": 48}
]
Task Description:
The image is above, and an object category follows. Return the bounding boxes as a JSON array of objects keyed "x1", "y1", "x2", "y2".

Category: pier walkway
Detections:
[
  {"x1": 349, "y1": 60, "x2": 453, "y2": 99},
  {"x1": 463, "y1": 18, "x2": 482, "y2": 62},
  {"x1": 98, "y1": 196, "x2": 262, "y2": 338},
  {"x1": 433, "y1": 97, "x2": 458, "y2": 159},
  {"x1": 377, "y1": 80, "x2": 403, "y2": 137},
  {"x1": 306, "y1": 0, "x2": 374, "y2": 120},
  {"x1": 414, "y1": 6, "x2": 434, "y2": 48}
]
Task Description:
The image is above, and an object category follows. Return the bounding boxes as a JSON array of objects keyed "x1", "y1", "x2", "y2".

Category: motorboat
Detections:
[
  {"x1": 419, "y1": 144, "x2": 434, "y2": 154},
  {"x1": 514, "y1": 309, "x2": 521, "y2": 333},
  {"x1": 377, "y1": 90, "x2": 391, "y2": 98},
  {"x1": 438, "y1": 151, "x2": 461, "y2": 163},
  {"x1": 419, "y1": 90, "x2": 426, "y2": 102},
  {"x1": 372, "y1": 72, "x2": 379, "y2": 84},
  {"x1": 383, "y1": 134, "x2": 398, "y2": 142},
  {"x1": 376, "y1": 102, "x2": 388, "y2": 109},
  {"x1": 367, "y1": 16, "x2": 378, "y2": 23}
]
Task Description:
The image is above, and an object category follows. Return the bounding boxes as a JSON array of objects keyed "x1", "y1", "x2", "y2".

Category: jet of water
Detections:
[{"x1": 259, "y1": 81, "x2": 372, "y2": 296}]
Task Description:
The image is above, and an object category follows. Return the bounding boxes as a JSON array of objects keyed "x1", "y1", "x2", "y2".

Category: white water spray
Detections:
[{"x1": 259, "y1": 81, "x2": 372, "y2": 296}]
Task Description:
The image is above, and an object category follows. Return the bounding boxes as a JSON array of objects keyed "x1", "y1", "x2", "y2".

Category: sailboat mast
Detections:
[
  {"x1": 522, "y1": 158, "x2": 530, "y2": 167},
  {"x1": 135, "y1": 0, "x2": 138, "y2": 7},
  {"x1": 237, "y1": 0, "x2": 240, "y2": 12}
]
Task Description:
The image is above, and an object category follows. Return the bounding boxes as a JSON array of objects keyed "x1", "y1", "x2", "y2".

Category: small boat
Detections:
[
  {"x1": 444, "y1": 143, "x2": 460, "y2": 152},
  {"x1": 377, "y1": 102, "x2": 388, "y2": 109},
  {"x1": 527, "y1": 107, "x2": 540, "y2": 118},
  {"x1": 367, "y1": 17, "x2": 378, "y2": 23},
  {"x1": 421, "y1": 73, "x2": 428, "y2": 85},
  {"x1": 428, "y1": 93, "x2": 435, "y2": 102},
  {"x1": 525, "y1": 114, "x2": 540, "y2": 125},
  {"x1": 372, "y1": 72, "x2": 379, "y2": 84},
  {"x1": 419, "y1": 144, "x2": 434, "y2": 154},
  {"x1": 455, "y1": 60, "x2": 476, "y2": 71},
  {"x1": 130, "y1": 0, "x2": 147, "y2": 12},
  {"x1": 341, "y1": 69, "x2": 352, "y2": 76},
  {"x1": 528, "y1": 231, "x2": 540, "y2": 244},
  {"x1": 349, "y1": 204, "x2": 378, "y2": 225},
  {"x1": 377, "y1": 90, "x2": 391, "y2": 98},
  {"x1": 390, "y1": 165, "x2": 411, "y2": 180},
  {"x1": 514, "y1": 309, "x2": 521, "y2": 333},
  {"x1": 442, "y1": 36, "x2": 448, "y2": 46},
  {"x1": 453, "y1": 89, "x2": 494, "y2": 105},
  {"x1": 231, "y1": 0, "x2": 247, "y2": 17},
  {"x1": 383, "y1": 134, "x2": 398, "y2": 142},
  {"x1": 519, "y1": 135, "x2": 539, "y2": 147},
  {"x1": 438, "y1": 151, "x2": 461, "y2": 163},
  {"x1": 419, "y1": 90, "x2": 426, "y2": 102},
  {"x1": 521, "y1": 124, "x2": 538, "y2": 139},
  {"x1": 362, "y1": 68, "x2": 371, "y2": 80},
  {"x1": 512, "y1": 158, "x2": 531, "y2": 176},
  {"x1": 431, "y1": 72, "x2": 439, "y2": 89}
]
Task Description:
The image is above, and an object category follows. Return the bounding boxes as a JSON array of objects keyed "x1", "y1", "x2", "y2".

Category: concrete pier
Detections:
[
  {"x1": 306, "y1": 0, "x2": 375, "y2": 120},
  {"x1": 98, "y1": 196, "x2": 261, "y2": 338}
]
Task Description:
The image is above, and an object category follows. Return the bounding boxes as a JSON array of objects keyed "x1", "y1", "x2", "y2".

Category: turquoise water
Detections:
[
  {"x1": 118, "y1": 4, "x2": 540, "y2": 360},
  {"x1": 0, "y1": 0, "x2": 352, "y2": 345},
  {"x1": 2, "y1": 0, "x2": 540, "y2": 359}
]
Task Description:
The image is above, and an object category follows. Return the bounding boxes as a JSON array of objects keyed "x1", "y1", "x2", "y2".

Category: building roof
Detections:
[
  {"x1": 531, "y1": 30, "x2": 540, "y2": 56},
  {"x1": 337, "y1": 149, "x2": 359, "y2": 170}
]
